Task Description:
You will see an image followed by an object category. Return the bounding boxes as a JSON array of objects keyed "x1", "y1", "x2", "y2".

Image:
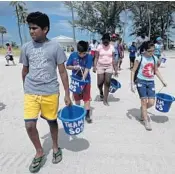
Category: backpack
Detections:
[{"x1": 134, "y1": 55, "x2": 156, "y2": 83}]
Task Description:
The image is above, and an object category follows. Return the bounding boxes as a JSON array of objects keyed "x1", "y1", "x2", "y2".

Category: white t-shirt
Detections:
[
  {"x1": 90, "y1": 42, "x2": 98, "y2": 51},
  {"x1": 136, "y1": 55, "x2": 158, "y2": 81}
]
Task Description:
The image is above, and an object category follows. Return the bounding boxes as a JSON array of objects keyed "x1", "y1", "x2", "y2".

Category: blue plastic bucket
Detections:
[
  {"x1": 58, "y1": 105, "x2": 86, "y2": 135},
  {"x1": 69, "y1": 75, "x2": 89, "y2": 94},
  {"x1": 161, "y1": 58, "x2": 167, "y2": 63},
  {"x1": 109, "y1": 78, "x2": 121, "y2": 93},
  {"x1": 155, "y1": 93, "x2": 175, "y2": 113}
]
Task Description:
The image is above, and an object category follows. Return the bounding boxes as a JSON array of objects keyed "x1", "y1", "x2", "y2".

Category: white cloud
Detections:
[
  {"x1": 26, "y1": 1, "x2": 72, "y2": 17},
  {"x1": 52, "y1": 20, "x2": 72, "y2": 34},
  {"x1": 0, "y1": 1, "x2": 72, "y2": 17},
  {"x1": 55, "y1": 20, "x2": 71, "y2": 29}
]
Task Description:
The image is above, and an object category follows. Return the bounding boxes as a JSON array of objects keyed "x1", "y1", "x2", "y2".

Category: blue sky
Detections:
[{"x1": 0, "y1": 1, "x2": 135, "y2": 45}]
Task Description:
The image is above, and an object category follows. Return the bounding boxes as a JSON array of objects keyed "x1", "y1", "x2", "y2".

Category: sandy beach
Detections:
[{"x1": 0, "y1": 51, "x2": 175, "y2": 174}]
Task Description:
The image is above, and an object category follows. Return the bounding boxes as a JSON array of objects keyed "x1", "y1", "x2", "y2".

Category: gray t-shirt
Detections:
[{"x1": 19, "y1": 39, "x2": 67, "y2": 95}]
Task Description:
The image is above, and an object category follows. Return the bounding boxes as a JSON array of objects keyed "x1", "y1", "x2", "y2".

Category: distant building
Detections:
[{"x1": 52, "y1": 35, "x2": 78, "y2": 52}]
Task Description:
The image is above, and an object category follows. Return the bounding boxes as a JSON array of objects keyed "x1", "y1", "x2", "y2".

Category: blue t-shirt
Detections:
[
  {"x1": 129, "y1": 45, "x2": 137, "y2": 57},
  {"x1": 66, "y1": 52, "x2": 93, "y2": 83},
  {"x1": 136, "y1": 55, "x2": 158, "y2": 81},
  {"x1": 154, "y1": 43, "x2": 163, "y2": 56}
]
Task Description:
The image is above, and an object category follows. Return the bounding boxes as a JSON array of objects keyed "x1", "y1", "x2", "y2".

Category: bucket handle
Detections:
[
  {"x1": 173, "y1": 96, "x2": 175, "y2": 101},
  {"x1": 74, "y1": 66, "x2": 85, "y2": 81},
  {"x1": 157, "y1": 86, "x2": 164, "y2": 93},
  {"x1": 112, "y1": 73, "x2": 118, "y2": 80}
]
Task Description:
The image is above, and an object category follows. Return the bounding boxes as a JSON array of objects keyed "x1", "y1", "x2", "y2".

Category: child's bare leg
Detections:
[
  {"x1": 75, "y1": 100, "x2": 80, "y2": 105},
  {"x1": 12, "y1": 60, "x2": 16, "y2": 65},
  {"x1": 84, "y1": 100, "x2": 92, "y2": 123},
  {"x1": 6, "y1": 59, "x2": 9, "y2": 66}
]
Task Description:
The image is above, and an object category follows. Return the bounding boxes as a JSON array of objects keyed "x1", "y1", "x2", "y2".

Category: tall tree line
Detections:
[{"x1": 65, "y1": 1, "x2": 175, "y2": 45}]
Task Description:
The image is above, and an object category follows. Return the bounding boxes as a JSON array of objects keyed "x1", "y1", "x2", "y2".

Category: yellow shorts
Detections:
[{"x1": 24, "y1": 94, "x2": 59, "y2": 121}]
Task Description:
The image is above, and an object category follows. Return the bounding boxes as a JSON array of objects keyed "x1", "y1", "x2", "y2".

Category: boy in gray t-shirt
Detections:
[{"x1": 19, "y1": 12, "x2": 71, "y2": 173}]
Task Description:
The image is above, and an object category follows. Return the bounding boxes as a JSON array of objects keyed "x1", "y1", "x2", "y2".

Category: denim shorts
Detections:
[
  {"x1": 114, "y1": 53, "x2": 119, "y2": 62},
  {"x1": 136, "y1": 78, "x2": 155, "y2": 99}
]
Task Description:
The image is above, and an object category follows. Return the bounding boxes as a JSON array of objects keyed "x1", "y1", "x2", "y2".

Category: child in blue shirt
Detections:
[
  {"x1": 66, "y1": 41, "x2": 93, "y2": 123},
  {"x1": 128, "y1": 42, "x2": 137, "y2": 69},
  {"x1": 154, "y1": 36, "x2": 164, "y2": 67}
]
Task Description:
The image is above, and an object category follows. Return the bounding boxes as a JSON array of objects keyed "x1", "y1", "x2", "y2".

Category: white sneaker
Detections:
[{"x1": 144, "y1": 120, "x2": 152, "y2": 131}]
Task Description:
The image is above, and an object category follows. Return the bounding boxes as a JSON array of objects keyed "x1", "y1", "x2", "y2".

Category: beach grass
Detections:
[{"x1": 0, "y1": 48, "x2": 21, "y2": 56}]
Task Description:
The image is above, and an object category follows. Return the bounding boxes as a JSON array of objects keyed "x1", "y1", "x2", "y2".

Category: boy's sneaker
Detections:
[
  {"x1": 144, "y1": 120, "x2": 152, "y2": 131},
  {"x1": 85, "y1": 115, "x2": 92, "y2": 124}
]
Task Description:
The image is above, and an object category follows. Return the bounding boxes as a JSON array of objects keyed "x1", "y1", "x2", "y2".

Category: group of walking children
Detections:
[{"x1": 19, "y1": 10, "x2": 168, "y2": 173}]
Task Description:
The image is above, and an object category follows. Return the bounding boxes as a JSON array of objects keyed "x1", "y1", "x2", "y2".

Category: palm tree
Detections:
[
  {"x1": 18, "y1": 4, "x2": 28, "y2": 43},
  {"x1": 146, "y1": 2, "x2": 151, "y2": 40},
  {"x1": 0, "y1": 26, "x2": 7, "y2": 47},
  {"x1": 10, "y1": 1, "x2": 26, "y2": 46}
]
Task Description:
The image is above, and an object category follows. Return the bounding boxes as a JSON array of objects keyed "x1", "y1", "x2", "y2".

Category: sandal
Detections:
[
  {"x1": 29, "y1": 155, "x2": 45, "y2": 173},
  {"x1": 52, "y1": 147, "x2": 62, "y2": 164}
]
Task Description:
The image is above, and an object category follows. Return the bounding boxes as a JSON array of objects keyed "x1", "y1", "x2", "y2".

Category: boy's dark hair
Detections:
[
  {"x1": 101, "y1": 33, "x2": 110, "y2": 41},
  {"x1": 77, "y1": 41, "x2": 89, "y2": 52},
  {"x1": 6, "y1": 43, "x2": 10, "y2": 46},
  {"x1": 140, "y1": 41, "x2": 154, "y2": 52},
  {"x1": 27, "y1": 11, "x2": 50, "y2": 33}
]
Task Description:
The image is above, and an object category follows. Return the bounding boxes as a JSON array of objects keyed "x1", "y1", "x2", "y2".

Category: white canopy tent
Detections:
[{"x1": 52, "y1": 35, "x2": 78, "y2": 52}]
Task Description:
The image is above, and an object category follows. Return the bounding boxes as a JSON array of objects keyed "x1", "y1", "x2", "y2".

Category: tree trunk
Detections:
[
  {"x1": 147, "y1": 3, "x2": 151, "y2": 40},
  {"x1": 16, "y1": 5, "x2": 23, "y2": 46},
  {"x1": 23, "y1": 24, "x2": 27, "y2": 43},
  {"x1": 122, "y1": 3, "x2": 127, "y2": 43},
  {"x1": 1, "y1": 33, "x2": 3, "y2": 47},
  {"x1": 70, "y1": 2, "x2": 76, "y2": 50},
  {"x1": 166, "y1": 5, "x2": 169, "y2": 50}
]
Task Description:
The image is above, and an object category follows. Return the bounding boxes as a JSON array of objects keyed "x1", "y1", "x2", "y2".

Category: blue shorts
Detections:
[{"x1": 136, "y1": 78, "x2": 155, "y2": 99}]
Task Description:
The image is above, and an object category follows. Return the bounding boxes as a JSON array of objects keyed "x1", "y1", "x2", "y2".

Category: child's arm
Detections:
[
  {"x1": 83, "y1": 54, "x2": 93, "y2": 80},
  {"x1": 93, "y1": 45, "x2": 100, "y2": 72},
  {"x1": 56, "y1": 46, "x2": 71, "y2": 106},
  {"x1": 19, "y1": 45, "x2": 29, "y2": 87},
  {"x1": 66, "y1": 65, "x2": 77, "y2": 70},
  {"x1": 131, "y1": 60, "x2": 139, "y2": 84},
  {"x1": 58, "y1": 63, "x2": 72, "y2": 105},
  {"x1": 22, "y1": 65, "x2": 29, "y2": 85},
  {"x1": 66, "y1": 53, "x2": 80, "y2": 70},
  {"x1": 154, "y1": 64, "x2": 167, "y2": 86},
  {"x1": 82, "y1": 68, "x2": 89, "y2": 81}
]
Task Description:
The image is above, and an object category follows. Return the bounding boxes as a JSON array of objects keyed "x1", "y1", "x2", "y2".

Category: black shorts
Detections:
[
  {"x1": 6, "y1": 55, "x2": 14, "y2": 61},
  {"x1": 130, "y1": 57, "x2": 136, "y2": 63}
]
